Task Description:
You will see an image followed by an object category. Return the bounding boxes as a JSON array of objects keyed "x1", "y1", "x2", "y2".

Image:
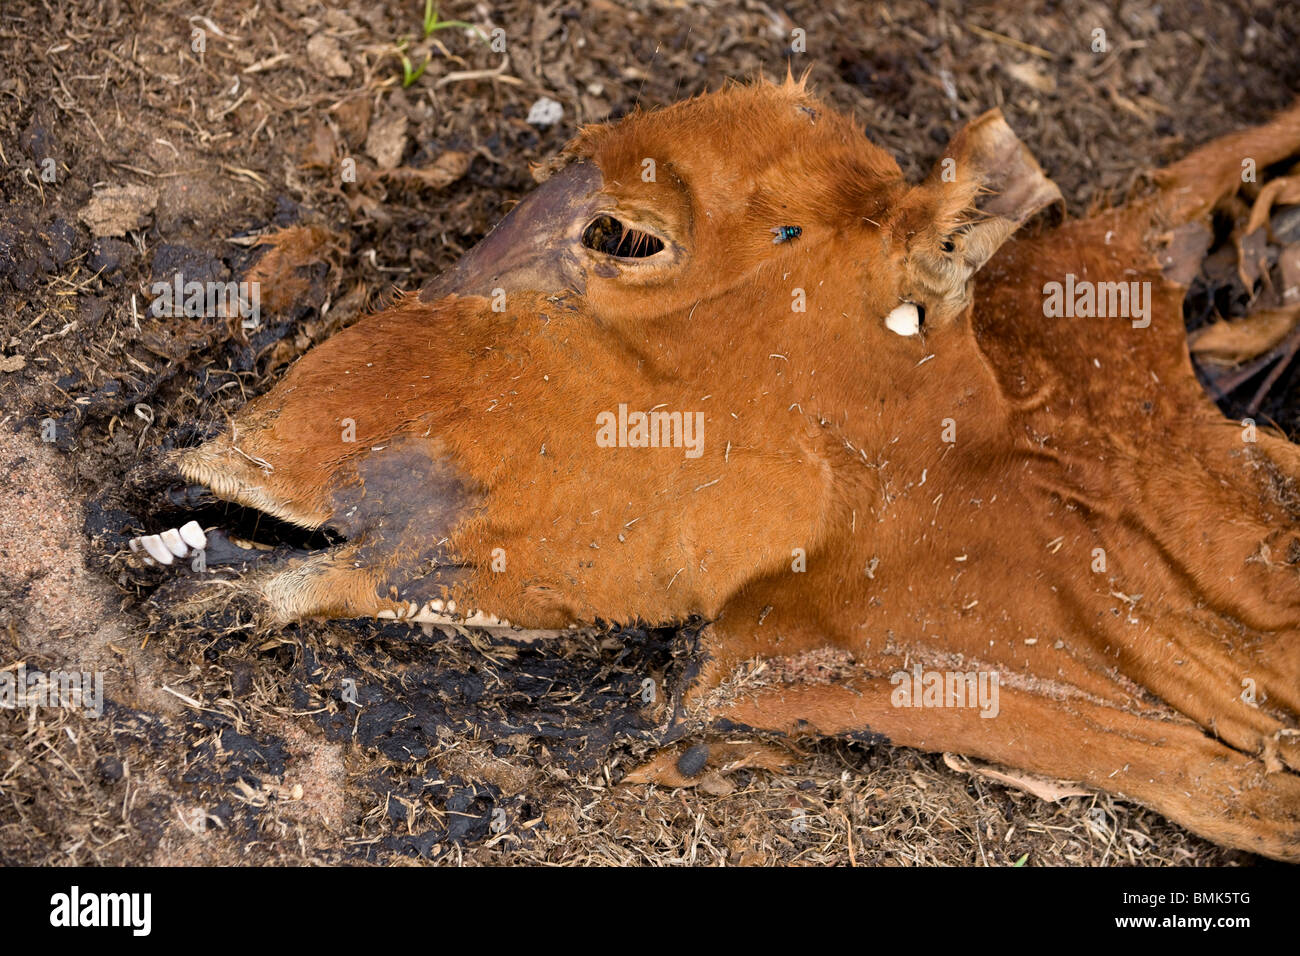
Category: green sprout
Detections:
[
  {"x1": 395, "y1": 38, "x2": 428, "y2": 87},
  {"x1": 394, "y1": 2, "x2": 489, "y2": 88},
  {"x1": 421, "y1": 0, "x2": 474, "y2": 38}
]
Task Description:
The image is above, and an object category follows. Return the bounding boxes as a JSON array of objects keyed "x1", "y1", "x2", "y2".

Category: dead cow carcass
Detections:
[{"x1": 136, "y1": 79, "x2": 1300, "y2": 861}]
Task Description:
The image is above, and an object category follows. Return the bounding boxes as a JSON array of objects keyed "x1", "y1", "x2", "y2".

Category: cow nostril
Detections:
[{"x1": 582, "y1": 214, "x2": 666, "y2": 258}]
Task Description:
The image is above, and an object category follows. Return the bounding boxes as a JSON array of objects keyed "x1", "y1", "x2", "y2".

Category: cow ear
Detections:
[{"x1": 899, "y1": 109, "x2": 1062, "y2": 329}]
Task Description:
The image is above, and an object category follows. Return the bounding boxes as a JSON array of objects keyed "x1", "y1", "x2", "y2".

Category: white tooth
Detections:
[
  {"x1": 129, "y1": 537, "x2": 142, "y2": 552},
  {"x1": 141, "y1": 535, "x2": 174, "y2": 565},
  {"x1": 377, "y1": 609, "x2": 397, "y2": 620},
  {"x1": 499, "y1": 619, "x2": 511, "y2": 628},
  {"x1": 179, "y1": 521, "x2": 207, "y2": 551},
  {"x1": 160, "y1": 528, "x2": 188, "y2": 558},
  {"x1": 446, "y1": 600, "x2": 456, "y2": 614},
  {"x1": 407, "y1": 601, "x2": 419, "y2": 618},
  {"x1": 885, "y1": 302, "x2": 920, "y2": 336},
  {"x1": 143, "y1": 556, "x2": 155, "y2": 566},
  {"x1": 430, "y1": 599, "x2": 444, "y2": 612},
  {"x1": 464, "y1": 610, "x2": 491, "y2": 627}
]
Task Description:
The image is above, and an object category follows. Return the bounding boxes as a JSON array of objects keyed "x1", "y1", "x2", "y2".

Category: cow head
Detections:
[{"x1": 162, "y1": 78, "x2": 1057, "y2": 631}]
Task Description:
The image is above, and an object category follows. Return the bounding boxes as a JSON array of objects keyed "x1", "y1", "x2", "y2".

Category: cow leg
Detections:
[
  {"x1": 648, "y1": 587, "x2": 1300, "y2": 859},
  {"x1": 1108, "y1": 612, "x2": 1300, "y2": 775},
  {"x1": 681, "y1": 665, "x2": 1300, "y2": 862},
  {"x1": 1152, "y1": 100, "x2": 1300, "y2": 226}
]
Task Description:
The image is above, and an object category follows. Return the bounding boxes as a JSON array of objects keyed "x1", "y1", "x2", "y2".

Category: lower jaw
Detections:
[
  {"x1": 129, "y1": 520, "x2": 579, "y2": 640},
  {"x1": 378, "y1": 597, "x2": 509, "y2": 628},
  {"x1": 376, "y1": 597, "x2": 580, "y2": 641}
]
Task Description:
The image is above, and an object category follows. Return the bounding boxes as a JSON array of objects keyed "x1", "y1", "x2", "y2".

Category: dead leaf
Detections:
[
  {"x1": 697, "y1": 772, "x2": 735, "y2": 796},
  {"x1": 365, "y1": 111, "x2": 408, "y2": 170},
  {"x1": 943, "y1": 752, "x2": 1090, "y2": 802},
  {"x1": 1003, "y1": 59, "x2": 1056, "y2": 94},
  {"x1": 379, "y1": 151, "x2": 471, "y2": 190},
  {"x1": 332, "y1": 97, "x2": 372, "y2": 150},
  {"x1": 321, "y1": 9, "x2": 359, "y2": 31},
  {"x1": 78, "y1": 184, "x2": 158, "y2": 237},
  {"x1": 306, "y1": 34, "x2": 352, "y2": 79},
  {"x1": 301, "y1": 122, "x2": 336, "y2": 169},
  {"x1": 1190, "y1": 303, "x2": 1300, "y2": 365},
  {"x1": 0, "y1": 354, "x2": 26, "y2": 373}
]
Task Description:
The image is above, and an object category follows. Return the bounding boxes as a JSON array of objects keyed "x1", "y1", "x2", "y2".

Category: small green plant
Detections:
[
  {"x1": 421, "y1": 0, "x2": 474, "y2": 38},
  {"x1": 395, "y1": 38, "x2": 428, "y2": 87},
  {"x1": 395, "y1": 2, "x2": 486, "y2": 88}
]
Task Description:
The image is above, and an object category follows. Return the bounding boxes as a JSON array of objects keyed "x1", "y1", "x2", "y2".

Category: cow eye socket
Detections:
[{"x1": 582, "y1": 215, "x2": 666, "y2": 259}]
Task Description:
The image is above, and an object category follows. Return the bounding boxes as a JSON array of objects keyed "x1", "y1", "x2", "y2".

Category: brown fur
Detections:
[
  {"x1": 176, "y1": 79, "x2": 1300, "y2": 860},
  {"x1": 242, "y1": 225, "x2": 344, "y2": 315}
]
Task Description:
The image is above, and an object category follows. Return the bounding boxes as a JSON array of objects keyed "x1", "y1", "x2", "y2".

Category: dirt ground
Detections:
[{"x1": 1, "y1": 0, "x2": 1297, "y2": 867}]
